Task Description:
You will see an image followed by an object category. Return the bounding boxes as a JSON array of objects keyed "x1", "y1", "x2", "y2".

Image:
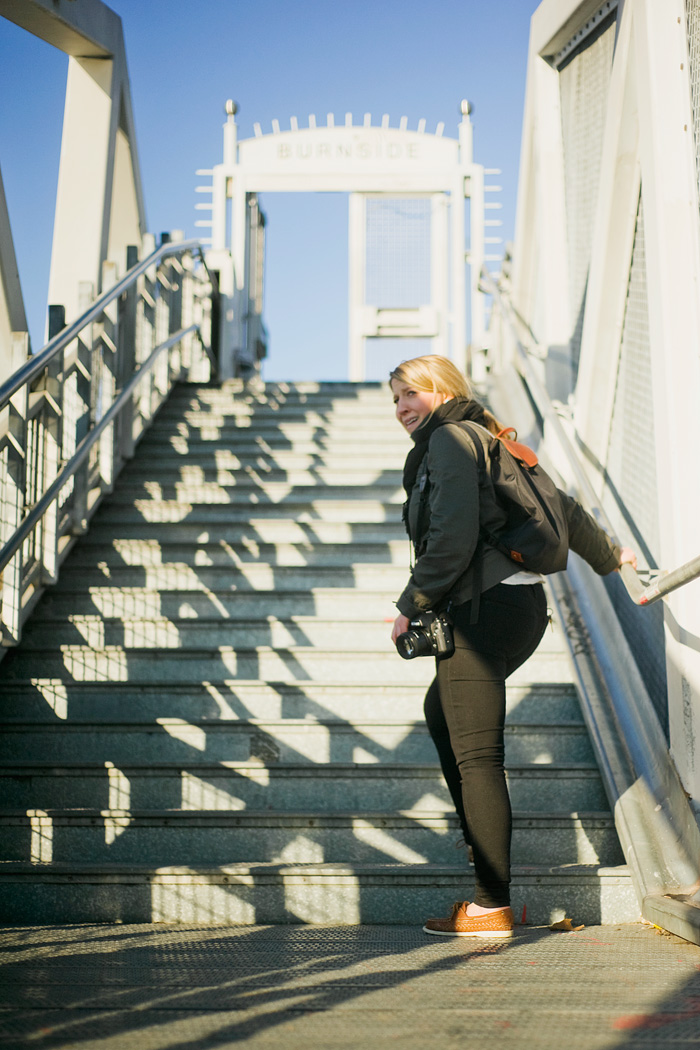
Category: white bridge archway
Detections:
[{"x1": 200, "y1": 104, "x2": 500, "y2": 380}]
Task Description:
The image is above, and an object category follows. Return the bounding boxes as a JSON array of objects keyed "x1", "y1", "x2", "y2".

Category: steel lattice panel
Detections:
[
  {"x1": 558, "y1": 18, "x2": 616, "y2": 383},
  {"x1": 602, "y1": 193, "x2": 668, "y2": 736},
  {"x1": 604, "y1": 196, "x2": 660, "y2": 560},
  {"x1": 364, "y1": 198, "x2": 431, "y2": 309}
]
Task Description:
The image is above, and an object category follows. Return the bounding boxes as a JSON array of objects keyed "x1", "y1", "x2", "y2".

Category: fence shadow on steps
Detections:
[{"x1": 0, "y1": 383, "x2": 610, "y2": 922}]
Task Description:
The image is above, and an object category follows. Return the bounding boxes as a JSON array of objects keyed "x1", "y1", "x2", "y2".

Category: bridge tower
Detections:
[{"x1": 198, "y1": 102, "x2": 497, "y2": 381}]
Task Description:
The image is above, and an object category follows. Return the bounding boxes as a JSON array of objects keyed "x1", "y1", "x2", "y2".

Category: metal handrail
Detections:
[
  {"x1": 0, "y1": 238, "x2": 209, "y2": 412},
  {"x1": 0, "y1": 325, "x2": 195, "y2": 576},
  {"x1": 0, "y1": 235, "x2": 216, "y2": 651},
  {"x1": 481, "y1": 268, "x2": 700, "y2": 607}
]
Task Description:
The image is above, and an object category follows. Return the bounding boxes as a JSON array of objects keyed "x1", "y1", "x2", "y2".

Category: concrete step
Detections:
[
  {"x1": 170, "y1": 380, "x2": 386, "y2": 396},
  {"x1": 0, "y1": 861, "x2": 639, "y2": 926},
  {"x1": 0, "y1": 809, "x2": 623, "y2": 867},
  {"x1": 13, "y1": 615, "x2": 505, "y2": 653},
  {"x1": 156, "y1": 408, "x2": 400, "y2": 428},
  {"x1": 33, "y1": 588, "x2": 404, "y2": 620},
  {"x1": 81, "y1": 521, "x2": 408, "y2": 545},
  {"x1": 19, "y1": 617, "x2": 417, "y2": 651},
  {"x1": 139, "y1": 436, "x2": 410, "y2": 458},
  {"x1": 44, "y1": 563, "x2": 411, "y2": 591},
  {"x1": 165, "y1": 389, "x2": 394, "y2": 408},
  {"x1": 0, "y1": 761, "x2": 609, "y2": 813},
  {"x1": 119, "y1": 467, "x2": 406, "y2": 486},
  {"x1": 56, "y1": 539, "x2": 410, "y2": 569},
  {"x1": 0, "y1": 681, "x2": 581, "y2": 724},
  {"x1": 119, "y1": 451, "x2": 408, "y2": 471},
  {"x1": 106, "y1": 482, "x2": 405, "y2": 504},
  {"x1": 157, "y1": 396, "x2": 396, "y2": 415},
  {"x1": 0, "y1": 720, "x2": 595, "y2": 765},
  {"x1": 0, "y1": 645, "x2": 573, "y2": 687},
  {"x1": 145, "y1": 420, "x2": 408, "y2": 442},
  {"x1": 92, "y1": 501, "x2": 405, "y2": 523},
  {"x1": 21, "y1": 615, "x2": 567, "y2": 658}
]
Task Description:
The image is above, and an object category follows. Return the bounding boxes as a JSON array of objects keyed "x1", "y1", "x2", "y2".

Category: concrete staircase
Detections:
[{"x1": 0, "y1": 381, "x2": 638, "y2": 925}]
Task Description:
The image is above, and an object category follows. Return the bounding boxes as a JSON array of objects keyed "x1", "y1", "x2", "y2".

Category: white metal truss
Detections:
[{"x1": 0, "y1": 0, "x2": 146, "y2": 382}]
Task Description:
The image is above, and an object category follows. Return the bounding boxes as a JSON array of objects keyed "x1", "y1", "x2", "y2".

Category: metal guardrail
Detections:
[
  {"x1": 483, "y1": 267, "x2": 700, "y2": 944},
  {"x1": 0, "y1": 237, "x2": 217, "y2": 648},
  {"x1": 480, "y1": 268, "x2": 700, "y2": 607}
]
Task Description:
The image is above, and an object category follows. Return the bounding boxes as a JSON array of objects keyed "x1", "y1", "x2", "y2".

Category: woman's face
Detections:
[{"x1": 390, "y1": 378, "x2": 450, "y2": 435}]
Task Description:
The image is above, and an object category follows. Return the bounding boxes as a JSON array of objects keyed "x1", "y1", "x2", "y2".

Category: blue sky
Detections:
[{"x1": 0, "y1": 0, "x2": 534, "y2": 380}]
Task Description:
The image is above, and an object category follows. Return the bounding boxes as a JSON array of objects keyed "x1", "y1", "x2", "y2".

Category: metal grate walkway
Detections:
[{"x1": 0, "y1": 921, "x2": 699, "y2": 1048}]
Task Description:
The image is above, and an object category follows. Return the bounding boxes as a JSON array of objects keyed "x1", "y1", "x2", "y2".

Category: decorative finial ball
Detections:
[
  {"x1": 460, "y1": 99, "x2": 473, "y2": 116},
  {"x1": 225, "y1": 100, "x2": 239, "y2": 116}
]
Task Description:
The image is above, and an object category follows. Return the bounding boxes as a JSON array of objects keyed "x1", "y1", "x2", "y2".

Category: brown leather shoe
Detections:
[{"x1": 423, "y1": 901, "x2": 514, "y2": 938}]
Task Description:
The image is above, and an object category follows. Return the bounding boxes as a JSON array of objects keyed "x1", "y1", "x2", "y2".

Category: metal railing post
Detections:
[
  {"x1": 116, "y1": 246, "x2": 139, "y2": 463},
  {"x1": 0, "y1": 332, "x2": 29, "y2": 644},
  {"x1": 69, "y1": 282, "x2": 95, "y2": 536},
  {"x1": 40, "y1": 306, "x2": 66, "y2": 585}
]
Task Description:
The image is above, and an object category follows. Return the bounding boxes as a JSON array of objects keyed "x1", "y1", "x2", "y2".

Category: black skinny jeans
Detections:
[{"x1": 425, "y1": 581, "x2": 549, "y2": 909}]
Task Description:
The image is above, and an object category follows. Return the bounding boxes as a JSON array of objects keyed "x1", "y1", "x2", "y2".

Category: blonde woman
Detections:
[{"x1": 389, "y1": 354, "x2": 636, "y2": 937}]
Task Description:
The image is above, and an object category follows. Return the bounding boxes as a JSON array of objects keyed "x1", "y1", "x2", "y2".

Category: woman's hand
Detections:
[
  {"x1": 391, "y1": 614, "x2": 411, "y2": 646},
  {"x1": 618, "y1": 547, "x2": 638, "y2": 571}
]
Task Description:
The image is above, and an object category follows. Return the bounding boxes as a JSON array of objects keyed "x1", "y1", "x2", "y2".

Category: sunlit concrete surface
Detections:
[{"x1": 0, "y1": 922, "x2": 699, "y2": 1049}]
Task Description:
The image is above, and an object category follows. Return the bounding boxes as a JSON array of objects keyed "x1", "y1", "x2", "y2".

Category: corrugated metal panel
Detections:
[
  {"x1": 602, "y1": 192, "x2": 668, "y2": 736},
  {"x1": 686, "y1": 0, "x2": 700, "y2": 207},
  {"x1": 558, "y1": 17, "x2": 616, "y2": 383},
  {"x1": 604, "y1": 195, "x2": 660, "y2": 562}
]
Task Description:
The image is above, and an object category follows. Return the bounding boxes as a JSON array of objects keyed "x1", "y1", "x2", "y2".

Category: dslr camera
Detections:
[{"x1": 395, "y1": 612, "x2": 455, "y2": 660}]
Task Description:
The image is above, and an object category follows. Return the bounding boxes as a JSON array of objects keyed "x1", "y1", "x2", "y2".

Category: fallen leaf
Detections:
[{"x1": 549, "y1": 917, "x2": 585, "y2": 932}]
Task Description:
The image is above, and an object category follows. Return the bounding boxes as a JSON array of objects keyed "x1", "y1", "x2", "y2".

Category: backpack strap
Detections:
[
  {"x1": 413, "y1": 460, "x2": 431, "y2": 559},
  {"x1": 457, "y1": 422, "x2": 490, "y2": 624}
]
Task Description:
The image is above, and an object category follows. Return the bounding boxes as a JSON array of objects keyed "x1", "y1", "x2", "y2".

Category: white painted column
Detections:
[
  {"x1": 207, "y1": 102, "x2": 241, "y2": 379},
  {"x1": 450, "y1": 178, "x2": 467, "y2": 374},
  {"x1": 48, "y1": 57, "x2": 115, "y2": 325},
  {"x1": 230, "y1": 179, "x2": 248, "y2": 376},
  {"x1": 430, "y1": 193, "x2": 449, "y2": 357},
  {"x1": 348, "y1": 192, "x2": 366, "y2": 381},
  {"x1": 453, "y1": 102, "x2": 474, "y2": 375},
  {"x1": 469, "y1": 162, "x2": 486, "y2": 380}
]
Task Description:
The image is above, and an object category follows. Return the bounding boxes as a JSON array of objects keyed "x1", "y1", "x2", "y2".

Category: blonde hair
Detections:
[
  {"x1": 389, "y1": 354, "x2": 506, "y2": 436},
  {"x1": 389, "y1": 355, "x2": 472, "y2": 399}
]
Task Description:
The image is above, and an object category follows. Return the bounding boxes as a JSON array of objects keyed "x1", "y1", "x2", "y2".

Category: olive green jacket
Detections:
[{"x1": 396, "y1": 422, "x2": 621, "y2": 619}]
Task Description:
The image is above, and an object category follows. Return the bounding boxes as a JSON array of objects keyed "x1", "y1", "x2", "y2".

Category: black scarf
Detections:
[{"x1": 402, "y1": 397, "x2": 488, "y2": 496}]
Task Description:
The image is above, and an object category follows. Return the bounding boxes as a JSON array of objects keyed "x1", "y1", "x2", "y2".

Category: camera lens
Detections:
[{"x1": 395, "y1": 628, "x2": 433, "y2": 660}]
